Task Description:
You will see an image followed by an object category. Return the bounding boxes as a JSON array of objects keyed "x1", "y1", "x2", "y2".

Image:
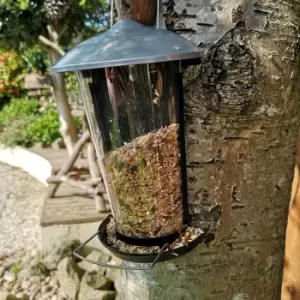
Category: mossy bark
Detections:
[{"x1": 114, "y1": 0, "x2": 300, "y2": 299}]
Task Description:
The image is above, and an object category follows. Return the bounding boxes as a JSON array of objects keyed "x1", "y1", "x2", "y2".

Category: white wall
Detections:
[{"x1": 0, "y1": 145, "x2": 52, "y2": 186}]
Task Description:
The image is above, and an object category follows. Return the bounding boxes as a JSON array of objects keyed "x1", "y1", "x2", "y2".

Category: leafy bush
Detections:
[
  {"x1": 26, "y1": 109, "x2": 61, "y2": 146},
  {"x1": 0, "y1": 97, "x2": 40, "y2": 147},
  {"x1": 0, "y1": 97, "x2": 83, "y2": 147},
  {"x1": 0, "y1": 117, "x2": 35, "y2": 147},
  {"x1": 0, "y1": 47, "x2": 50, "y2": 107},
  {"x1": 19, "y1": 47, "x2": 49, "y2": 75},
  {"x1": 65, "y1": 72, "x2": 83, "y2": 109},
  {"x1": 73, "y1": 116, "x2": 83, "y2": 133},
  {"x1": 0, "y1": 51, "x2": 26, "y2": 106},
  {"x1": 0, "y1": 97, "x2": 39, "y2": 127}
]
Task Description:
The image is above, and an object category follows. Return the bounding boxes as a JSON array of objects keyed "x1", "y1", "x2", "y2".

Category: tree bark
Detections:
[
  {"x1": 115, "y1": 0, "x2": 157, "y2": 26},
  {"x1": 49, "y1": 51, "x2": 78, "y2": 155},
  {"x1": 115, "y1": 0, "x2": 300, "y2": 299}
]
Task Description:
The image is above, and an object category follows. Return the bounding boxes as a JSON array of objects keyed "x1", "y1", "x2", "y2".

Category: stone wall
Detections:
[{"x1": 0, "y1": 241, "x2": 120, "y2": 300}]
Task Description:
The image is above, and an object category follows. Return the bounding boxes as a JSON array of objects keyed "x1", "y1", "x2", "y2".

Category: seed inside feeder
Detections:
[
  {"x1": 105, "y1": 123, "x2": 183, "y2": 239},
  {"x1": 106, "y1": 217, "x2": 204, "y2": 255}
]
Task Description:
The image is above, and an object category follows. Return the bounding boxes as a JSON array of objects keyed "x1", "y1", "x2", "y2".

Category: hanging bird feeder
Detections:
[{"x1": 52, "y1": 19, "x2": 204, "y2": 270}]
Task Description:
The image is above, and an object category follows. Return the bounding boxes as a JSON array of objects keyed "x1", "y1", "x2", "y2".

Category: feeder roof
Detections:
[{"x1": 52, "y1": 19, "x2": 201, "y2": 72}]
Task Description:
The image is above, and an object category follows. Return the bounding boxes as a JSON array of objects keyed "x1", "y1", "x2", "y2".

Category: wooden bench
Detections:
[{"x1": 41, "y1": 182, "x2": 108, "y2": 226}]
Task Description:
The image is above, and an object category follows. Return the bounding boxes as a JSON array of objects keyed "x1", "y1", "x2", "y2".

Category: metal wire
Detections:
[
  {"x1": 156, "y1": 0, "x2": 160, "y2": 29},
  {"x1": 110, "y1": 0, "x2": 114, "y2": 28},
  {"x1": 72, "y1": 229, "x2": 170, "y2": 270}
]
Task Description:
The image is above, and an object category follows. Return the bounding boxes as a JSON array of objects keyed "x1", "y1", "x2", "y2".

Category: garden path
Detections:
[{"x1": 0, "y1": 162, "x2": 45, "y2": 253}]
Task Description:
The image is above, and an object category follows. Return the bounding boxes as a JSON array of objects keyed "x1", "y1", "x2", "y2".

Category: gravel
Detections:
[{"x1": 0, "y1": 163, "x2": 46, "y2": 253}]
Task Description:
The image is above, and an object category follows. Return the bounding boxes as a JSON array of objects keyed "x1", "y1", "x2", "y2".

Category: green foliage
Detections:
[
  {"x1": 26, "y1": 108, "x2": 61, "y2": 145},
  {"x1": 0, "y1": 0, "x2": 109, "y2": 52},
  {"x1": 0, "y1": 96, "x2": 83, "y2": 147},
  {"x1": 0, "y1": 97, "x2": 39, "y2": 126},
  {"x1": 0, "y1": 117, "x2": 35, "y2": 147},
  {"x1": 0, "y1": 47, "x2": 49, "y2": 104},
  {"x1": 0, "y1": 1, "x2": 45, "y2": 50},
  {"x1": 73, "y1": 116, "x2": 83, "y2": 133},
  {"x1": 0, "y1": 97, "x2": 40, "y2": 147},
  {"x1": 11, "y1": 262, "x2": 22, "y2": 277},
  {"x1": 19, "y1": 0, "x2": 30, "y2": 10},
  {"x1": 19, "y1": 47, "x2": 49, "y2": 75},
  {"x1": 65, "y1": 72, "x2": 78, "y2": 93},
  {"x1": 65, "y1": 72, "x2": 83, "y2": 108},
  {"x1": 0, "y1": 0, "x2": 108, "y2": 144}
]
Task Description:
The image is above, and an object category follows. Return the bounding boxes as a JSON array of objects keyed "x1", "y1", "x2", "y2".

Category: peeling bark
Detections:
[{"x1": 116, "y1": 0, "x2": 300, "y2": 299}]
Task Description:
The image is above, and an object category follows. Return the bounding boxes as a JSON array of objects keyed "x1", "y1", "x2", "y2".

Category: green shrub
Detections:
[
  {"x1": 0, "y1": 97, "x2": 39, "y2": 127},
  {"x1": 65, "y1": 72, "x2": 83, "y2": 109},
  {"x1": 19, "y1": 47, "x2": 49, "y2": 75},
  {"x1": 0, "y1": 117, "x2": 35, "y2": 147},
  {"x1": 0, "y1": 47, "x2": 50, "y2": 107},
  {"x1": 73, "y1": 116, "x2": 83, "y2": 133},
  {"x1": 26, "y1": 109, "x2": 61, "y2": 146},
  {"x1": 0, "y1": 96, "x2": 83, "y2": 147}
]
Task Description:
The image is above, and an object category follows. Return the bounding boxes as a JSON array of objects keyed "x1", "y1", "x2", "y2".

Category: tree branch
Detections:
[
  {"x1": 47, "y1": 175, "x2": 102, "y2": 187},
  {"x1": 38, "y1": 35, "x2": 65, "y2": 56},
  {"x1": 47, "y1": 25, "x2": 59, "y2": 43}
]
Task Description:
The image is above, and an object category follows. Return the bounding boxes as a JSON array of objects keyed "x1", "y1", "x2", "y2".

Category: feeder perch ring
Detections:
[
  {"x1": 72, "y1": 231, "x2": 170, "y2": 270},
  {"x1": 72, "y1": 215, "x2": 204, "y2": 270}
]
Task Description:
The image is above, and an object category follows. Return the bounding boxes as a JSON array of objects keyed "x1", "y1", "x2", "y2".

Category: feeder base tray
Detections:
[
  {"x1": 115, "y1": 230, "x2": 180, "y2": 247},
  {"x1": 73, "y1": 215, "x2": 204, "y2": 270}
]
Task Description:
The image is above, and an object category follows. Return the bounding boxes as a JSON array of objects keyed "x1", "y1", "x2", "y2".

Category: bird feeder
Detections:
[{"x1": 52, "y1": 19, "x2": 204, "y2": 270}]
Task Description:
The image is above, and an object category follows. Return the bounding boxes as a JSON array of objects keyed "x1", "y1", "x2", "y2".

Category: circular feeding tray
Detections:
[{"x1": 98, "y1": 215, "x2": 205, "y2": 264}]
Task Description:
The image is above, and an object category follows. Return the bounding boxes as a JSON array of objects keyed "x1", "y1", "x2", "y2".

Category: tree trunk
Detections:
[
  {"x1": 49, "y1": 51, "x2": 78, "y2": 155},
  {"x1": 114, "y1": 0, "x2": 300, "y2": 299},
  {"x1": 115, "y1": 0, "x2": 157, "y2": 26}
]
